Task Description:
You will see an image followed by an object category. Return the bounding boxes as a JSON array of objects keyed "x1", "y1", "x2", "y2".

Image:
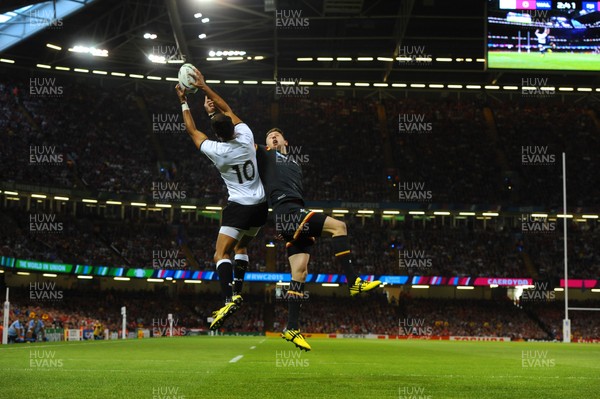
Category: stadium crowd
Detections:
[
  {"x1": 1, "y1": 78, "x2": 599, "y2": 207},
  {"x1": 1, "y1": 204, "x2": 598, "y2": 279},
  {"x1": 3, "y1": 286, "x2": 598, "y2": 340}
]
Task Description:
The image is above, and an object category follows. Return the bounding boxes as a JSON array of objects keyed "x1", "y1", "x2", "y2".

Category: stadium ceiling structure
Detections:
[{"x1": 0, "y1": 0, "x2": 597, "y2": 87}]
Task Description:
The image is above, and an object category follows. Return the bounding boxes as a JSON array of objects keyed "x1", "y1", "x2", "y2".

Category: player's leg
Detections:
[
  {"x1": 232, "y1": 234, "x2": 254, "y2": 295},
  {"x1": 321, "y1": 216, "x2": 381, "y2": 295},
  {"x1": 281, "y1": 241, "x2": 311, "y2": 351},
  {"x1": 229, "y1": 202, "x2": 268, "y2": 296},
  {"x1": 209, "y1": 228, "x2": 243, "y2": 331},
  {"x1": 213, "y1": 230, "x2": 239, "y2": 302}
]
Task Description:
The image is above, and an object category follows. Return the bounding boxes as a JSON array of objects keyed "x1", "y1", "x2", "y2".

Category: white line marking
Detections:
[
  {"x1": 229, "y1": 355, "x2": 243, "y2": 363},
  {"x1": 250, "y1": 346, "x2": 256, "y2": 349}
]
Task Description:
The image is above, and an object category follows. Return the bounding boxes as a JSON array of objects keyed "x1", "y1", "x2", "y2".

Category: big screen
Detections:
[{"x1": 487, "y1": 0, "x2": 600, "y2": 70}]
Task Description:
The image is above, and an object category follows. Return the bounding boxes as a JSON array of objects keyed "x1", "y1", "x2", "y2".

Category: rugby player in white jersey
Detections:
[{"x1": 175, "y1": 68, "x2": 266, "y2": 330}]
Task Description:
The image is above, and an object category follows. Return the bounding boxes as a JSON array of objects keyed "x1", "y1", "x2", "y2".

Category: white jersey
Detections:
[
  {"x1": 200, "y1": 122, "x2": 266, "y2": 205},
  {"x1": 535, "y1": 31, "x2": 548, "y2": 44}
]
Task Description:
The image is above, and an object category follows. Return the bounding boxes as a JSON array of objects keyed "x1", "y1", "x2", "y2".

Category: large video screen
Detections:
[{"x1": 487, "y1": 0, "x2": 600, "y2": 70}]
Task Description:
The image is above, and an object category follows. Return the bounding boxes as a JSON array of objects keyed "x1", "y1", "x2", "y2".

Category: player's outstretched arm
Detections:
[
  {"x1": 190, "y1": 67, "x2": 242, "y2": 125},
  {"x1": 175, "y1": 84, "x2": 208, "y2": 150}
]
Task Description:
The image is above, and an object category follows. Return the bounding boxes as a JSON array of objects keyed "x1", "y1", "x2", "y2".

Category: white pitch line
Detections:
[
  {"x1": 250, "y1": 346, "x2": 256, "y2": 349},
  {"x1": 229, "y1": 355, "x2": 243, "y2": 363}
]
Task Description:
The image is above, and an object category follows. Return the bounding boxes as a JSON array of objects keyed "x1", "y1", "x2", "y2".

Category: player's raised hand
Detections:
[
  {"x1": 204, "y1": 96, "x2": 216, "y2": 114},
  {"x1": 190, "y1": 67, "x2": 206, "y2": 88},
  {"x1": 175, "y1": 84, "x2": 187, "y2": 103}
]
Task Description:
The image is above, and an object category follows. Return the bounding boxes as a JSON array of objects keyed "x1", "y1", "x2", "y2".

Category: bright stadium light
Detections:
[
  {"x1": 69, "y1": 45, "x2": 108, "y2": 57},
  {"x1": 43, "y1": 274, "x2": 58, "y2": 278},
  {"x1": 148, "y1": 54, "x2": 166, "y2": 64},
  {"x1": 114, "y1": 277, "x2": 130, "y2": 281},
  {"x1": 184, "y1": 280, "x2": 202, "y2": 284},
  {"x1": 412, "y1": 285, "x2": 429, "y2": 289},
  {"x1": 17, "y1": 272, "x2": 30, "y2": 276},
  {"x1": 77, "y1": 276, "x2": 93, "y2": 280},
  {"x1": 201, "y1": 17, "x2": 210, "y2": 23},
  {"x1": 457, "y1": 286, "x2": 474, "y2": 290},
  {"x1": 322, "y1": 283, "x2": 340, "y2": 287},
  {"x1": 199, "y1": 34, "x2": 207, "y2": 39},
  {"x1": 54, "y1": 196, "x2": 69, "y2": 201},
  {"x1": 194, "y1": 12, "x2": 203, "y2": 18},
  {"x1": 46, "y1": 43, "x2": 62, "y2": 50}
]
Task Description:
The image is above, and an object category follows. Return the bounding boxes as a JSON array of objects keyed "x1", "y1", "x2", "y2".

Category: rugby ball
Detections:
[{"x1": 178, "y1": 63, "x2": 198, "y2": 94}]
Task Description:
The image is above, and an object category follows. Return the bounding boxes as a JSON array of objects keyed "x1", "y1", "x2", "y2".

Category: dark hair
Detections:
[
  {"x1": 266, "y1": 127, "x2": 284, "y2": 139},
  {"x1": 211, "y1": 114, "x2": 235, "y2": 141}
]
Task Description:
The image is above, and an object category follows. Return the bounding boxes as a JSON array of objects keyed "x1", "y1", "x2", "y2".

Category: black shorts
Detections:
[
  {"x1": 221, "y1": 201, "x2": 268, "y2": 230},
  {"x1": 274, "y1": 201, "x2": 327, "y2": 256}
]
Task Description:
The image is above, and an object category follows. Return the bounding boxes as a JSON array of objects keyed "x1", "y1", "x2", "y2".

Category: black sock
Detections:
[
  {"x1": 332, "y1": 235, "x2": 358, "y2": 285},
  {"x1": 216, "y1": 259, "x2": 233, "y2": 302},
  {"x1": 233, "y1": 254, "x2": 249, "y2": 295},
  {"x1": 286, "y1": 280, "x2": 304, "y2": 330}
]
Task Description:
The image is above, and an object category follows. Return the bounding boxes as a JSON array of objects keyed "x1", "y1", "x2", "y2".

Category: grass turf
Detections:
[
  {"x1": 0, "y1": 337, "x2": 599, "y2": 398},
  {"x1": 488, "y1": 52, "x2": 600, "y2": 71}
]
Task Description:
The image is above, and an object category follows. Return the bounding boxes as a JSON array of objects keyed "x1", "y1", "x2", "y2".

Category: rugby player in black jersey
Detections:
[{"x1": 256, "y1": 128, "x2": 381, "y2": 351}]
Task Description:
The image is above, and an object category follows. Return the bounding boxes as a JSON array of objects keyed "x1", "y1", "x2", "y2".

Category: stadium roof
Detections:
[{"x1": 0, "y1": 0, "x2": 597, "y2": 87}]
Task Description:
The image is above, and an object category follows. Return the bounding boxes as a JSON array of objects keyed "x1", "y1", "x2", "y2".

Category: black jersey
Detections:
[{"x1": 255, "y1": 144, "x2": 304, "y2": 208}]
